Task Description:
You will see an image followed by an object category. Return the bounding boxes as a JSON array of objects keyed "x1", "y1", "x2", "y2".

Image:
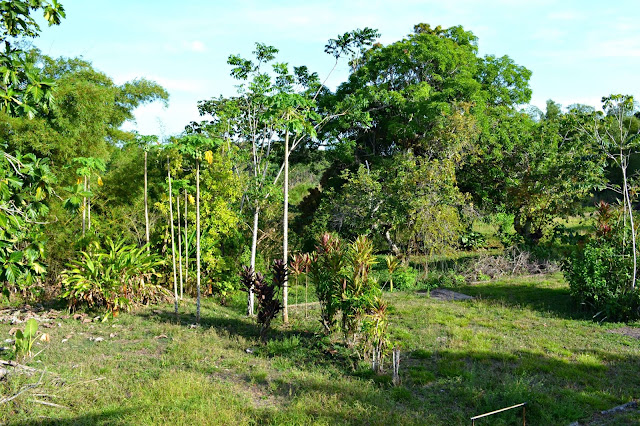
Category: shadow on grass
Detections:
[
  {"x1": 17, "y1": 407, "x2": 136, "y2": 426},
  {"x1": 398, "y1": 347, "x2": 640, "y2": 425},
  {"x1": 451, "y1": 278, "x2": 585, "y2": 320}
]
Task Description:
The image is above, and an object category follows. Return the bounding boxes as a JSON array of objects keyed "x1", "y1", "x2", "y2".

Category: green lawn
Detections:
[{"x1": 1, "y1": 273, "x2": 639, "y2": 425}]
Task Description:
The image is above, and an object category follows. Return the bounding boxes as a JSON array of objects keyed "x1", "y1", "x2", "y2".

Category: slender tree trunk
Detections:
[
  {"x1": 248, "y1": 205, "x2": 259, "y2": 316},
  {"x1": 184, "y1": 188, "x2": 188, "y2": 299},
  {"x1": 177, "y1": 194, "x2": 184, "y2": 300},
  {"x1": 144, "y1": 150, "x2": 150, "y2": 251},
  {"x1": 622, "y1": 163, "x2": 637, "y2": 289},
  {"x1": 283, "y1": 127, "x2": 290, "y2": 324},
  {"x1": 82, "y1": 176, "x2": 87, "y2": 237},
  {"x1": 196, "y1": 160, "x2": 201, "y2": 324},
  {"x1": 384, "y1": 228, "x2": 400, "y2": 256},
  {"x1": 168, "y1": 159, "x2": 179, "y2": 321},
  {"x1": 305, "y1": 272, "x2": 308, "y2": 319},
  {"x1": 87, "y1": 180, "x2": 91, "y2": 231}
]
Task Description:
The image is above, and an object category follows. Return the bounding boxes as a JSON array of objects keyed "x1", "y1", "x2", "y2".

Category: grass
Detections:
[{"x1": 1, "y1": 273, "x2": 639, "y2": 424}]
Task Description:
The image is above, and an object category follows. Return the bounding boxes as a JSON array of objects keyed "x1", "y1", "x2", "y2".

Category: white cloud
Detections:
[
  {"x1": 547, "y1": 10, "x2": 585, "y2": 21},
  {"x1": 186, "y1": 40, "x2": 207, "y2": 53},
  {"x1": 590, "y1": 38, "x2": 640, "y2": 59}
]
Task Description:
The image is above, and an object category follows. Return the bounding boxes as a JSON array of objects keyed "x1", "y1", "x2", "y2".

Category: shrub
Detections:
[
  {"x1": 563, "y1": 202, "x2": 640, "y2": 321},
  {"x1": 309, "y1": 233, "x2": 392, "y2": 370},
  {"x1": 61, "y1": 238, "x2": 168, "y2": 314},
  {"x1": 308, "y1": 233, "x2": 345, "y2": 332},
  {"x1": 422, "y1": 271, "x2": 466, "y2": 289},
  {"x1": 458, "y1": 231, "x2": 486, "y2": 250},
  {"x1": 393, "y1": 266, "x2": 420, "y2": 290},
  {"x1": 240, "y1": 260, "x2": 285, "y2": 342}
]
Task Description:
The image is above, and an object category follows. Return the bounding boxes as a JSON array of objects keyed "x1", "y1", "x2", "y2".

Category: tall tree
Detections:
[{"x1": 581, "y1": 95, "x2": 640, "y2": 288}]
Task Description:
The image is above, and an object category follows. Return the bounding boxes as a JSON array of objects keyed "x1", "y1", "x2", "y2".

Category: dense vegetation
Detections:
[{"x1": 1, "y1": 3, "x2": 640, "y2": 424}]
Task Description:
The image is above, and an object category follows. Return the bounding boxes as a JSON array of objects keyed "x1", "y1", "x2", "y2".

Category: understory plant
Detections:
[
  {"x1": 61, "y1": 238, "x2": 168, "y2": 314},
  {"x1": 13, "y1": 318, "x2": 38, "y2": 359},
  {"x1": 309, "y1": 233, "x2": 391, "y2": 368},
  {"x1": 361, "y1": 297, "x2": 389, "y2": 373},
  {"x1": 309, "y1": 233, "x2": 345, "y2": 332},
  {"x1": 563, "y1": 202, "x2": 640, "y2": 321},
  {"x1": 240, "y1": 260, "x2": 286, "y2": 342}
]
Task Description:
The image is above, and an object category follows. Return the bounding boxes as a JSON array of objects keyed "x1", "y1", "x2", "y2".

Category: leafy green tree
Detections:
[
  {"x1": 0, "y1": 150, "x2": 55, "y2": 297},
  {"x1": 460, "y1": 105, "x2": 604, "y2": 243},
  {"x1": 0, "y1": 1, "x2": 63, "y2": 297},
  {"x1": 0, "y1": 0, "x2": 65, "y2": 117},
  {"x1": 0, "y1": 54, "x2": 168, "y2": 277},
  {"x1": 314, "y1": 153, "x2": 466, "y2": 259},
  {"x1": 580, "y1": 95, "x2": 640, "y2": 288}
]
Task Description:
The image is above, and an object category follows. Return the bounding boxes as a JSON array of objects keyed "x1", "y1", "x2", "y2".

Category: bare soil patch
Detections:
[
  {"x1": 608, "y1": 327, "x2": 640, "y2": 339},
  {"x1": 424, "y1": 289, "x2": 474, "y2": 301}
]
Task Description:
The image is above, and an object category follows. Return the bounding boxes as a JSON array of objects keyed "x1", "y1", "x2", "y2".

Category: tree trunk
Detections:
[
  {"x1": 283, "y1": 126, "x2": 290, "y2": 324},
  {"x1": 87, "y1": 179, "x2": 91, "y2": 231},
  {"x1": 144, "y1": 150, "x2": 150, "y2": 252},
  {"x1": 177, "y1": 194, "x2": 184, "y2": 300},
  {"x1": 622, "y1": 163, "x2": 637, "y2": 289},
  {"x1": 196, "y1": 160, "x2": 201, "y2": 324},
  {"x1": 168, "y1": 159, "x2": 179, "y2": 321},
  {"x1": 248, "y1": 205, "x2": 259, "y2": 316},
  {"x1": 184, "y1": 188, "x2": 188, "y2": 299},
  {"x1": 383, "y1": 227, "x2": 400, "y2": 256},
  {"x1": 82, "y1": 176, "x2": 87, "y2": 237}
]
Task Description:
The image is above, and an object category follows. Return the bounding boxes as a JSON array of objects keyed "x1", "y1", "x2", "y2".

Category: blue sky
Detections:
[{"x1": 35, "y1": 0, "x2": 640, "y2": 136}]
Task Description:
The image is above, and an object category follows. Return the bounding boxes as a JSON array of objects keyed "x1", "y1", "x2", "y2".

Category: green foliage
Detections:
[
  {"x1": 61, "y1": 238, "x2": 167, "y2": 314},
  {"x1": 0, "y1": 1, "x2": 65, "y2": 118},
  {"x1": 458, "y1": 231, "x2": 486, "y2": 251},
  {"x1": 0, "y1": 149, "x2": 54, "y2": 298},
  {"x1": 361, "y1": 296, "x2": 389, "y2": 373},
  {"x1": 308, "y1": 233, "x2": 389, "y2": 363},
  {"x1": 13, "y1": 318, "x2": 38, "y2": 358},
  {"x1": 308, "y1": 233, "x2": 346, "y2": 331},
  {"x1": 460, "y1": 105, "x2": 604, "y2": 244},
  {"x1": 422, "y1": 270, "x2": 466, "y2": 289},
  {"x1": 563, "y1": 202, "x2": 640, "y2": 321},
  {"x1": 392, "y1": 266, "x2": 421, "y2": 290},
  {"x1": 341, "y1": 236, "x2": 380, "y2": 341},
  {"x1": 314, "y1": 153, "x2": 467, "y2": 256}
]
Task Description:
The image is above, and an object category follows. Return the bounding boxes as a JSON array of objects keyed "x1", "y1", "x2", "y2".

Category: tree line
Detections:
[{"x1": 2, "y1": 4, "x2": 640, "y2": 325}]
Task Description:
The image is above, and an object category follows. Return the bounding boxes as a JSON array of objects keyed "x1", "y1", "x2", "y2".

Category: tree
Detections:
[
  {"x1": 0, "y1": 1, "x2": 64, "y2": 297},
  {"x1": 71, "y1": 156, "x2": 105, "y2": 236},
  {"x1": 135, "y1": 134, "x2": 158, "y2": 251},
  {"x1": 0, "y1": 150, "x2": 55, "y2": 297},
  {"x1": 173, "y1": 135, "x2": 216, "y2": 323},
  {"x1": 459, "y1": 105, "x2": 604, "y2": 243},
  {"x1": 1, "y1": 54, "x2": 168, "y2": 275},
  {"x1": 195, "y1": 45, "x2": 289, "y2": 316},
  {"x1": 582, "y1": 95, "x2": 640, "y2": 288},
  {"x1": 196, "y1": 30, "x2": 378, "y2": 318},
  {"x1": 0, "y1": 1, "x2": 65, "y2": 117}
]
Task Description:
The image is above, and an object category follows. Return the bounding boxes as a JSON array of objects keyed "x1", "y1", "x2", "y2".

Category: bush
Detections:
[
  {"x1": 422, "y1": 271, "x2": 466, "y2": 289},
  {"x1": 563, "y1": 202, "x2": 640, "y2": 321},
  {"x1": 240, "y1": 260, "x2": 285, "y2": 342},
  {"x1": 564, "y1": 239, "x2": 639, "y2": 321},
  {"x1": 61, "y1": 238, "x2": 168, "y2": 314},
  {"x1": 392, "y1": 266, "x2": 420, "y2": 290},
  {"x1": 458, "y1": 231, "x2": 486, "y2": 250}
]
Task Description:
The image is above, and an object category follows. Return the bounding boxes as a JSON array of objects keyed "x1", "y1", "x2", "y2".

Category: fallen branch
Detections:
[
  {"x1": 30, "y1": 399, "x2": 69, "y2": 409},
  {"x1": 0, "y1": 368, "x2": 45, "y2": 405},
  {"x1": 63, "y1": 376, "x2": 105, "y2": 387}
]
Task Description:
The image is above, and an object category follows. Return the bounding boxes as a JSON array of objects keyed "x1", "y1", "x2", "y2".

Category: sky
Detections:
[{"x1": 34, "y1": 0, "x2": 640, "y2": 137}]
